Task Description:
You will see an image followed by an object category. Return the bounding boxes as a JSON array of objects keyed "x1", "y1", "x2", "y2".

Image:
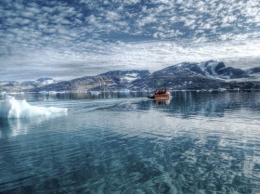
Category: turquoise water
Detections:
[{"x1": 1, "y1": 91, "x2": 260, "y2": 193}]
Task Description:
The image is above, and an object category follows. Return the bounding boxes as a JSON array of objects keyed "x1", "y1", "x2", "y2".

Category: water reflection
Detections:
[
  {"x1": 0, "y1": 91, "x2": 149, "y2": 101},
  {"x1": 0, "y1": 119, "x2": 31, "y2": 138},
  {"x1": 1, "y1": 91, "x2": 260, "y2": 193},
  {"x1": 0, "y1": 115, "x2": 68, "y2": 138},
  {"x1": 138, "y1": 91, "x2": 260, "y2": 118},
  {"x1": 153, "y1": 98, "x2": 171, "y2": 105}
]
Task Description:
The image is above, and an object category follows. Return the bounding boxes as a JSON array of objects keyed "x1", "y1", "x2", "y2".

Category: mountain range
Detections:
[{"x1": 1, "y1": 61, "x2": 260, "y2": 93}]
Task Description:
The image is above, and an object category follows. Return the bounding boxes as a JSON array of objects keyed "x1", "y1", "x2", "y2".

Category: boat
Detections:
[{"x1": 147, "y1": 89, "x2": 171, "y2": 100}]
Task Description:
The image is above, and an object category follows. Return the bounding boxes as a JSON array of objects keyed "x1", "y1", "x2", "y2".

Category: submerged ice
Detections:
[{"x1": 0, "y1": 96, "x2": 68, "y2": 118}]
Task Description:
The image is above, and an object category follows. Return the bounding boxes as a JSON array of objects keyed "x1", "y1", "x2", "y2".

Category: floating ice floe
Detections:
[{"x1": 0, "y1": 95, "x2": 68, "y2": 119}]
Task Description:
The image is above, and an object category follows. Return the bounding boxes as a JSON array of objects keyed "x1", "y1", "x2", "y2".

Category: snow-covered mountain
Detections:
[
  {"x1": 99, "y1": 70, "x2": 150, "y2": 83},
  {"x1": 128, "y1": 60, "x2": 258, "y2": 91},
  {"x1": 0, "y1": 78, "x2": 56, "y2": 93},
  {"x1": 1, "y1": 61, "x2": 260, "y2": 93},
  {"x1": 0, "y1": 81, "x2": 19, "y2": 86},
  {"x1": 154, "y1": 60, "x2": 249, "y2": 80},
  {"x1": 36, "y1": 78, "x2": 55, "y2": 85},
  {"x1": 245, "y1": 67, "x2": 260, "y2": 74},
  {"x1": 21, "y1": 78, "x2": 56, "y2": 87}
]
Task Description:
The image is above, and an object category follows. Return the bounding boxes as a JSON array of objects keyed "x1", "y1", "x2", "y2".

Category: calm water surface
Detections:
[{"x1": 1, "y1": 91, "x2": 260, "y2": 194}]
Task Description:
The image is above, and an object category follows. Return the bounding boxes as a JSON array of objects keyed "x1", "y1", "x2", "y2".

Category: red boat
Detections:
[{"x1": 147, "y1": 89, "x2": 171, "y2": 100}]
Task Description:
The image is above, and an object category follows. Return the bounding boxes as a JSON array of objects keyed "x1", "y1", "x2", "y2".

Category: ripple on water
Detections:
[{"x1": 1, "y1": 93, "x2": 260, "y2": 193}]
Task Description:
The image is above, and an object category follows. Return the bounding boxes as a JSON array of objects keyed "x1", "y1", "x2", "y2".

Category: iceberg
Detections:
[{"x1": 0, "y1": 96, "x2": 68, "y2": 119}]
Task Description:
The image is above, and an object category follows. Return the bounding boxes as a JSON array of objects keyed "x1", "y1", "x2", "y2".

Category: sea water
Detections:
[{"x1": 1, "y1": 91, "x2": 260, "y2": 194}]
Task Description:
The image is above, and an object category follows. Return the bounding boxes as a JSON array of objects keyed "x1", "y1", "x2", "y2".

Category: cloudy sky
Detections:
[{"x1": 0, "y1": 0, "x2": 260, "y2": 81}]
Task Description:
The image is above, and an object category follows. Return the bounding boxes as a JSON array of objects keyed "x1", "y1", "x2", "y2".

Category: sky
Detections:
[{"x1": 0, "y1": 0, "x2": 260, "y2": 81}]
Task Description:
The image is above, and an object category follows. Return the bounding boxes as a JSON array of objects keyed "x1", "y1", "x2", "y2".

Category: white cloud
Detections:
[
  {"x1": 1, "y1": 37, "x2": 260, "y2": 81},
  {"x1": 124, "y1": 0, "x2": 140, "y2": 5},
  {"x1": 0, "y1": 0, "x2": 260, "y2": 81},
  {"x1": 106, "y1": 11, "x2": 121, "y2": 22},
  {"x1": 87, "y1": 15, "x2": 97, "y2": 24},
  {"x1": 6, "y1": 17, "x2": 31, "y2": 25},
  {"x1": 137, "y1": 15, "x2": 156, "y2": 27},
  {"x1": 26, "y1": 6, "x2": 41, "y2": 14}
]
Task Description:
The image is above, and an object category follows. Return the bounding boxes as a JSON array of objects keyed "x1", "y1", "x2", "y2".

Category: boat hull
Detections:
[{"x1": 147, "y1": 94, "x2": 170, "y2": 100}]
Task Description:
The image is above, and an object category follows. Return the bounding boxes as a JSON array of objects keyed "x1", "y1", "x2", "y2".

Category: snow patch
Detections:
[
  {"x1": 125, "y1": 73, "x2": 138, "y2": 77},
  {"x1": 121, "y1": 77, "x2": 139, "y2": 82},
  {"x1": 36, "y1": 78, "x2": 55, "y2": 85},
  {"x1": 121, "y1": 73, "x2": 141, "y2": 83},
  {"x1": 198, "y1": 61, "x2": 232, "y2": 79}
]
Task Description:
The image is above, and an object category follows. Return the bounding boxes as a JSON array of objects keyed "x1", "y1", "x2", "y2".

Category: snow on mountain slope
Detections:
[
  {"x1": 2, "y1": 61, "x2": 260, "y2": 93},
  {"x1": 99, "y1": 70, "x2": 150, "y2": 83},
  {"x1": 244, "y1": 67, "x2": 260, "y2": 81},
  {"x1": 36, "y1": 78, "x2": 55, "y2": 85},
  {"x1": 155, "y1": 60, "x2": 249, "y2": 80},
  {"x1": 121, "y1": 73, "x2": 139, "y2": 83},
  {"x1": 245, "y1": 67, "x2": 260, "y2": 74}
]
